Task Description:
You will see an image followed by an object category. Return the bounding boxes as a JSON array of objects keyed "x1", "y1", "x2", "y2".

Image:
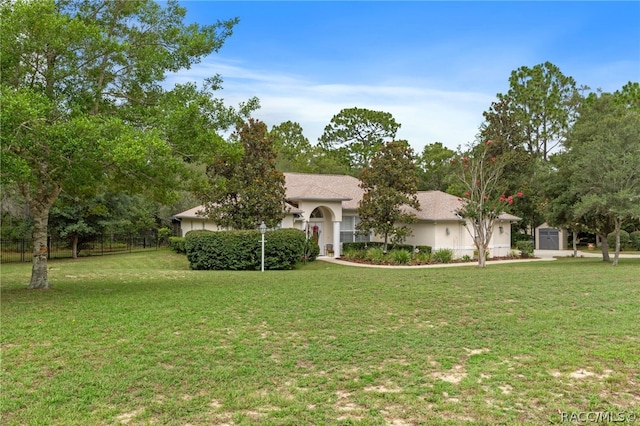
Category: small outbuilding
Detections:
[{"x1": 535, "y1": 222, "x2": 569, "y2": 250}]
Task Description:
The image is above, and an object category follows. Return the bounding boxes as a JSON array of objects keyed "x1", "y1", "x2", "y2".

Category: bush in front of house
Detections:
[
  {"x1": 184, "y1": 228, "x2": 307, "y2": 270},
  {"x1": 607, "y1": 230, "x2": 632, "y2": 251},
  {"x1": 516, "y1": 240, "x2": 534, "y2": 258},
  {"x1": 303, "y1": 239, "x2": 320, "y2": 261},
  {"x1": 169, "y1": 236, "x2": 186, "y2": 253},
  {"x1": 389, "y1": 249, "x2": 412, "y2": 265},
  {"x1": 432, "y1": 248, "x2": 453, "y2": 263}
]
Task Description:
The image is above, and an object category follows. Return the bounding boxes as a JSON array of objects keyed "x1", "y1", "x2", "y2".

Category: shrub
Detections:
[
  {"x1": 432, "y1": 248, "x2": 453, "y2": 264},
  {"x1": 365, "y1": 247, "x2": 385, "y2": 264},
  {"x1": 390, "y1": 243, "x2": 413, "y2": 252},
  {"x1": 516, "y1": 241, "x2": 534, "y2": 258},
  {"x1": 473, "y1": 249, "x2": 490, "y2": 260},
  {"x1": 630, "y1": 231, "x2": 640, "y2": 251},
  {"x1": 607, "y1": 230, "x2": 632, "y2": 251},
  {"x1": 511, "y1": 231, "x2": 532, "y2": 246},
  {"x1": 303, "y1": 239, "x2": 320, "y2": 261},
  {"x1": 414, "y1": 245, "x2": 432, "y2": 255},
  {"x1": 168, "y1": 236, "x2": 186, "y2": 254},
  {"x1": 184, "y1": 229, "x2": 307, "y2": 270},
  {"x1": 389, "y1": 249, "x2": 411, "y2": 265},
  {"x1": 158, "y1": 227, "x2": 172, "y2": 245}
]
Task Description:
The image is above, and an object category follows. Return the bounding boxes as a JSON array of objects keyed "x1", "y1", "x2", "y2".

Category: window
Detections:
[{"x1": 340, "y1": 216, "x2": 370, "y2": 243}]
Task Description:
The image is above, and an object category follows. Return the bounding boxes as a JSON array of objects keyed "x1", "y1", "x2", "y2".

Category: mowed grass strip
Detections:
[{"x1": 1, "y1": 252, "x2": 639, "y2": 425}]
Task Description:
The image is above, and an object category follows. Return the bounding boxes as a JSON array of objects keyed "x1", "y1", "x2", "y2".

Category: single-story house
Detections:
[{"x1": 174, "y1": 172, "x2": 520, "y2": 259}]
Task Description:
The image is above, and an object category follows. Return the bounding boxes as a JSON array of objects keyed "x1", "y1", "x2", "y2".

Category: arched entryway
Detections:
[{"x1": 307, "y1": 207, "x2": 332, "y2": 255}]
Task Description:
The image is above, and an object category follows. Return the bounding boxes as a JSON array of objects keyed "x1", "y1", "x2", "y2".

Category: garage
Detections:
[
  {"x1": 535, "y1": 223, "x2": 568, "y2": 251},
  {"x1": 539, "y1": 228, "x2": 559, "y2": 250}
]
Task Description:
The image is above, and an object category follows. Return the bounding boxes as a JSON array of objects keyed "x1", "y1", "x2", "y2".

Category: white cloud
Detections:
[{"x1": 166, "y1": 59, "x2": 494, "y2": 152}]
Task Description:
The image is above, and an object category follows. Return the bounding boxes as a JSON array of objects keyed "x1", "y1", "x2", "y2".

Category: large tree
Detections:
[
  {"x1": 318, "y1": 107, "x2": 400, "y2": 171},
  {"x1": 357, "y1": 140, "x2": 420, "y2": 253},
  {"x1": 453, "y1": 140, "x2": 522, "y2": 267},
  {"x1": 483, "y1": 61, "x2": 582, "y2": 161},
  {"x1": 480, "y1": 62, "x2": 583, "y2": 233},
  {"x1": 416, "y1": 142, "x2": 456, "y2": 191},
  {"x1": 0, "y1": 0, "x2": 252, "y2": 288},
  {"x1": 563, "y1": 87, "x2": 640, "y2": 266},
  {"x1": 202, "y1": 119, "x2": 286, "y2": 230}
]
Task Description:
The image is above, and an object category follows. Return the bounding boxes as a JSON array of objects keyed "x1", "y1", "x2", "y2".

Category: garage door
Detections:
[{"x1": 539, "y1": 228, "x2": 559, "y2": 250}]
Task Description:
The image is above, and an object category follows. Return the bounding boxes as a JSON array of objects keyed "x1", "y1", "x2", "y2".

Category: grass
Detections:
[{"x1": 1, "y1": 251, "x2": 639, "y2": 425}]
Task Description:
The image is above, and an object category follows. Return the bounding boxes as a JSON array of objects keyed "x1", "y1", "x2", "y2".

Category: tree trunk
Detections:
[
  {"x1": 572, "y1": 229, "x2": 578, "y2": 257},
  {"x1": 72, "y1": 234, "x2": 79, "y2": 259},
  {"x1": 613, "y1": 220, "x2": 621, "y2": 266},
  {"x1": 29, "y1": 207, "x2": 51, "y2": 289},
  {"x1": 477, "y1": 244, "x2": 487, "y2": 268},
  {"x1": 599, "y1": 233, "x2": 610, "y2": 262}
]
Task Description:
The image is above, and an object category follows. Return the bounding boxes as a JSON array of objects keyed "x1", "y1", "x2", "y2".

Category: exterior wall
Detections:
[
  {"x1": 180, "y1": 218, "x2": 220, "y2": 236},
  {"x1": 374, "y1": 220, "x2": 514, "y2": 259},
  {"x1": 490, "y1": 221, "x2": 514, "y2": 257}
]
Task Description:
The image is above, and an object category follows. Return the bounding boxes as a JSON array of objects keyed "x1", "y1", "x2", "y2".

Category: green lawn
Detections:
[{"x1": 1, "y1": 252, "x2": 639, "y2": 425}]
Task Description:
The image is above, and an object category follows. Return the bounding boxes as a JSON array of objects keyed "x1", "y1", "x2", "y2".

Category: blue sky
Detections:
[{"x1": 167, "y1": 1, "x2": 640, "y2": 152}]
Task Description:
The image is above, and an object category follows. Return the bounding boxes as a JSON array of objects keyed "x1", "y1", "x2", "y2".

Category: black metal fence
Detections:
[{"x1": 1, "y1": 233, "x2": 166, "y2": 264}]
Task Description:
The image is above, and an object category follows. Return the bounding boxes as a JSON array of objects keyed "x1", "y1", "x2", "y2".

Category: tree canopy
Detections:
[
  {"x1": 0, "y1": 0, "x2": 254, "y2": 288},
  {"x1": 201, "y1": 119, "x2": 286, "y2": 230},
  {"x1": 357, "y1": 140, "x2": 420, "y2": 252},
  {"x1": 561, "y1": 88, "x2": 640, "y2": 265},
  {"x1": 318, "y1": 107, "x2": 400, "y2": 171}
]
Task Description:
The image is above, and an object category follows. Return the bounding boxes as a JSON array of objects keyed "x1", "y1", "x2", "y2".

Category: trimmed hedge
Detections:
[
  {"x1": 184, "y1": 229, "x2": 307, "y2": 270},
  {"x1": 168, "y1": 236, "x2": 185, "y2": 254},
  {"x1": 342, "y1": 241, "x2": 431, "y2": 254}
]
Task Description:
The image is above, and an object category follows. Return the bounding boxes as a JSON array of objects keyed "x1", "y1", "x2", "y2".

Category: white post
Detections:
[
  {"x1": 259, "y1": 221, "x2": 266, "y2": 272},
  {"x1": 333, "y1": 221, "x2": 341, "y2": 258}
]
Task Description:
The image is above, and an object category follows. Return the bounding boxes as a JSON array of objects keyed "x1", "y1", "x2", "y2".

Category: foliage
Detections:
[
  {"x1": 607, "y1": 231, "x2": 632, "y2": 251},
  {"x1": 357, "y1": 140, "x2": 420, "y2": 252},
  {"x1": 0, "y1": 0, "x2": 252, "y2": 289},
  {"x1": 389, "y1": 249, "x2": 412, "y2": 265},
  {"x1": 630, "y1": 231, "x2": 640, "y2": 251},
  {"x1": 168, "y1": 236, "x2": 186, "y2": 254},
  {"x1": 516, "y1": 241, "x2": 534, "y2": 258},
  {"x1": 431, "y1": 248, "x2": 454, "y2": 263},
  {"x1": 201, "y1": 119, "x2": 286, "y2": 229},
  {"x1": 482, "y1": 61, "x2": 582, "y2": 161},
  {"x1": 157, "y1": 228, "x2": 172, "y2": 245},
  {"x1": 49, "y1": 194, "x2": 109, "y2": 258},
  {"x1": 318, "y1": 107, "x2": 400, "y2": 170},
  {"x1": 364, "y1": 247, "x2": 386, "y2": 264},
  {"x1": 416, "y1": 142, "x2": 456, "y2": 191},
  {"x1": 184, "y1": 228, "x2": 307, "y2": 270},
  {"x1": 303, "y1": 239, "x2": 320, "y2": 261},
  {"x1": 453, "y1": 140, "x2": 522, "y2": 267},
  {"x1": 562, "y1": 88, "x2": 640, "y2": 265},
  {"x1": 480, "y1": 62, "x2": 583, "y2": 234}
]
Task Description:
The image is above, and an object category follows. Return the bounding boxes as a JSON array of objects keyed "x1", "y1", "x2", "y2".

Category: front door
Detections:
[{"x1": 310, "y1": 221, "x2": 324, "y2": 255}]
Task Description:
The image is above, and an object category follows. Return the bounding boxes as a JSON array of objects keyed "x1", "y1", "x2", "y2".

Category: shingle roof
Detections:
[
  {"x1": 284, "y1": 173, "x2": 363, "y2": 210},
  {"x1": 402, "y1": 191, "x2": 519, "y2": 222},
  {"x1": 175, "y1": 202, "x2": 302, "y2": 219},
  {"x1": 174, "y1": 173, "x2": 520, "y2": 222}
]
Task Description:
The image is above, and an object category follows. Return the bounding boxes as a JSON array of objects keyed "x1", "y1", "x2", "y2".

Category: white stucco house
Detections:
[{"x1": 174, "y1": 172, "x2": 520, "y2": 259}]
